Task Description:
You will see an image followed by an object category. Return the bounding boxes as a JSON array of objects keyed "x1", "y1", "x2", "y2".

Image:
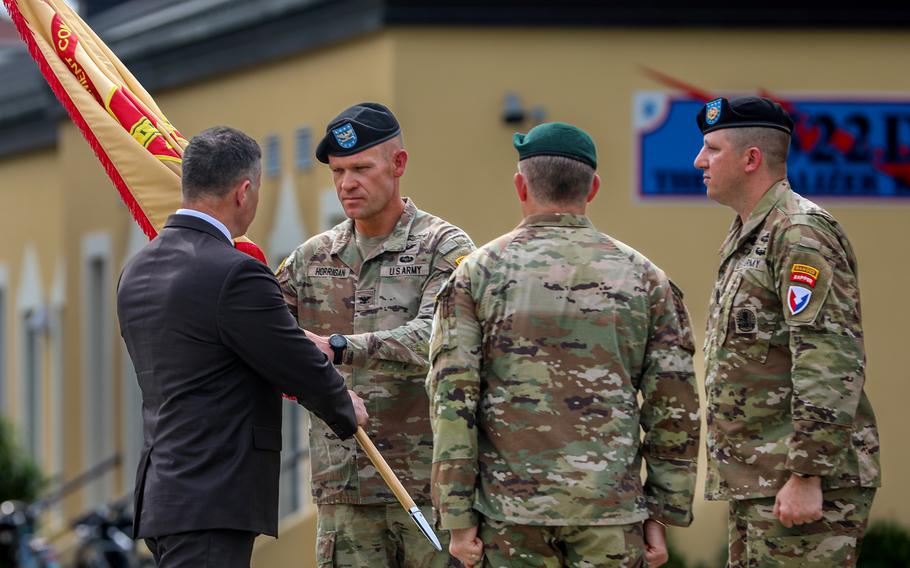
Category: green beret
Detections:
[{"x1": 513, "y1": 122, "x2": 597, "y2": 169}]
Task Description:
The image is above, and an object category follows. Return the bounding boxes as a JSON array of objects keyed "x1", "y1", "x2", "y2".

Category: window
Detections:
[
  {"x1": 267, "y1": 179, "x2": 310, "y2": 519},
  {"x1": 16, "y1": 247, "x2": 44, "y2": 464},
  {"x1": 279, "y1": 402, "x2": 309, "y2": 519},
  {"x1": 82, "y1": 233, "x2": 113, "y2": 509},
  {"x1": 320, "y1": 188, "x2": 347, "y2": 231},
  {"x1": 295, "y1": 127, "x2": 313, "y2": 170},
  {"x1": 120, "y1": 225, "x2": 146, "y2": 492},
  {"x1": 120, "y1": 347, "x2": 142, "y2": 491},
  {"x1": 265, "y1": 134, "x2": 281, "y2": 177},
  {"x1": 268, "y1": 176, "x2": 308, "y2": 271},
  {"x1": 48, "y1": 262, "x2": 66, "y2": 526},
  {"x1": 21, "y1": 308, "x2": 44, "y2": 463}
]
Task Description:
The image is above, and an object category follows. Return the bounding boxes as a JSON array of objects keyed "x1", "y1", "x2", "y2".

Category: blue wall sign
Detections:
[{"x1": 634, "y1": 92, "x2": 910, "y2": 199}]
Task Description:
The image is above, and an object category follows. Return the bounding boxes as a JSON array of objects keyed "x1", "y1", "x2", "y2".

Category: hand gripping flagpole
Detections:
[{"x1": 354, "y1": 427, "x2": 442, "y2": 551}]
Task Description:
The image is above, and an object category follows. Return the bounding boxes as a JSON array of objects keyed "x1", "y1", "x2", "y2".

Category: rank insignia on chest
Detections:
[
  {"x1": 790, "y1": 263, "x2": 819, "y2": 287},
  {"x1": 788, "y1": 286, "x2": 812, "y2": 315},
  {"x1": 356, "y1": 289, "x2": 375, "y2": 307}
]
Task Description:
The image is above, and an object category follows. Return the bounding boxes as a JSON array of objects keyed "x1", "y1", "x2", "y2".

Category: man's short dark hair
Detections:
[
  {"x1": 519, "y1": 155, "x2": 595, "y2": 205},
  {"x1": 182, "y1": 126, "x2": 261, "y2": 200},
  {"x1": 726, "y1": 127, "x2": 791, "y2": 170}
]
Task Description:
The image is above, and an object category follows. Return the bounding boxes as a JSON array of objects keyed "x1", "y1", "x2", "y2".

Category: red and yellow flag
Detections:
[{"x1": 3, "y1": 0, "x2": 267, "y2": 262}]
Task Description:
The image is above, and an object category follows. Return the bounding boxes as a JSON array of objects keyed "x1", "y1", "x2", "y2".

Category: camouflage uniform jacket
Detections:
[
  {"x1": 277, "y1": 198, "x2": 474, "y2": 505},
  {"x1": 704, "y1": 180, "x2": 881, "y2": 501},
  {"x1": 427, "y1": 213, "x2": 700, "y2": 530}
]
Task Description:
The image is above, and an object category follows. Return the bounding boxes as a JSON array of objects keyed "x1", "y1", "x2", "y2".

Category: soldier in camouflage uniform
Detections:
[
  {"x1": 276, "y1": 103, "x2": 474, "y2": 567},
  {"x1": 694, "y1": 96, "x2": 881, "y2": 567},
  {"x1": 427, "y1": 122, "x2": 701, "y2": 568}
]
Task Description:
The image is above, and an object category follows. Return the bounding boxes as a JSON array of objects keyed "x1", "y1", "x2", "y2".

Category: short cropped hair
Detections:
[
  {"x1": 725, "y1": 127, "x2": 791, "y2": 170},
  {"x1": 518, "y1": 155, "x2": 595, "y2": 205},
  {"x1": 182, "y1": 126, "x2": 262, "y2": 200}
]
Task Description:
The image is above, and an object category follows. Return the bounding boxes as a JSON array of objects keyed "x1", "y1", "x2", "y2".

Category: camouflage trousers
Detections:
[
  {"x1": 727, "y1": 487, "x2": 876, "y2": 567},
  {"x1": 479, "y1": 517, "x2": 645, "y2": 568},
  {"x1": 316, "y1": 503, "x2": 457, "y2": 567}
]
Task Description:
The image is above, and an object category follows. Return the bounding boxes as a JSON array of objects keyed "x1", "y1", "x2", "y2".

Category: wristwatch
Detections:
[
  {"x1": 793, "y1": 472, "x2": 815, "y2": 479},
  {"x1": 328, "y1": 334, "x2": 348, "y2": 365}
]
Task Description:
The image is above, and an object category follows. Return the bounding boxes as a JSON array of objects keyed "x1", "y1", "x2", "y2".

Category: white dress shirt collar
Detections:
[{"x1": 176, "y1": 208, "x2": 233, "y2": 243}]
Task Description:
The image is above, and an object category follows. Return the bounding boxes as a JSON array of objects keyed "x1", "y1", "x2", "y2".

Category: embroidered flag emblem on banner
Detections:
[{"x1": 3, "y1": 0, "x2": 266, "y2": 262}]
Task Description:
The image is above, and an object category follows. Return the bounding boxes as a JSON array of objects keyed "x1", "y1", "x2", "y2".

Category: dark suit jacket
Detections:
[{"x1": 117, "y1": 214, "x2": 356, "y2": 538}]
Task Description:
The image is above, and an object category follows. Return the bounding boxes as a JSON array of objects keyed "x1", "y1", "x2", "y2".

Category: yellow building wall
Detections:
[
  {"x1": 390, "y1": 27, "x2": 910, "y2": 564},
  {"x1": 54, "y1": 121, "x2": 135, "y2": 526},
  {"x1": 0, "y1": 147, "x2": 62, "y2": 482},
  {"x1": 0, "y1": 147, "x2": 60, "y2": 419},
  {"x1": 2, "y1": 24, "x2": 909, "y2": 568}
]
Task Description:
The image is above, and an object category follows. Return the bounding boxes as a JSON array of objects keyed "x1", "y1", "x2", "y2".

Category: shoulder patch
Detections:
[
  {"x1": 438, "y1": 236, "x2": 466, "y2": 256},
  {"x1": 787, "y1": 286, "x2": 813, "y2": 315},
  {"x1": 275, "y1": 254, "x2": 291, "y2": 276},
  {"x1": 790, "y1": 263, "x2": 819, "y2": 287},
  {"x1": 781, "y1": 244, "x2": 833, "y2": 326},
  {"x1": 437, "y1": 234, "x2": 475, "y2": 269}
]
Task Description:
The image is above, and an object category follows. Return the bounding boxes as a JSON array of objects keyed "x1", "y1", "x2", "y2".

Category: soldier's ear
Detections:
[
  {"x1": 514, "y1": 172, "x2": 529, "y2": 202},
  {"x1": 586, "y1": 174, "x2": 601, "y2": 203},
  {"x1": 391, "y1": 148, "x2": 408, "y2": 178},
  {"x1": 744, "y1": 146, "x2": 763, "y2": 173}
]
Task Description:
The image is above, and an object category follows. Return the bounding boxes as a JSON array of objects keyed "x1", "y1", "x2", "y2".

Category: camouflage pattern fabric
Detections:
[
  {"x1": 427, "y1": 213, "x2": 700, "y2": 531},
  {"x1": 276, "y1": 198, "x2": 474, "y2": 506},
  {"x1": 704, "y1": 180, "x2": 881, "y2": 500},
  {"x1": 480, "y1": 518, "x2": 645, "y2": 568},
  {"x1": 316, "y1": 503, "x2": 458, "y2": 568},
  {"x1": 727, "y1": 487, "x2": 875, "y2": 567}
]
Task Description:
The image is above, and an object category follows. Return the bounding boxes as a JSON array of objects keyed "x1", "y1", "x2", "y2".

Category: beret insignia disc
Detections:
[
  {"x1": 332, "y1": 123, "x2": 357, "y2": 149},
  {"x1": 705, "y1": 99, "x2": 723, "y2": 125}
]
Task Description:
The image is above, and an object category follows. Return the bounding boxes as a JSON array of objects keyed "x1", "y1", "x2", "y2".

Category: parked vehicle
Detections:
[
  {"x1": 72, "y1": 501, "x2": 153, "y2": 568},
  {"x1": 0, "y1": 500, "x2": 60, "y2": 568}
]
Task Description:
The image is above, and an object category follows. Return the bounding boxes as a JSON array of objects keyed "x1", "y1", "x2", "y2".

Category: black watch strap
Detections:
[{"x1": 329, "y1": 334, "x2": 347, "y2": 365}]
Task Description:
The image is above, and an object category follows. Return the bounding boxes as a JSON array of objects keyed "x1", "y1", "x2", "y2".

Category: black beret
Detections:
[
  {"x1": 315, "y1": 102, "x2": 401, "y2": 163},
  {"x1": 697, "y1": 96, "x2": 794, "y2": 135},
  {"x1": 513, "y1": 122, "x2": 597, "y2": 169}
]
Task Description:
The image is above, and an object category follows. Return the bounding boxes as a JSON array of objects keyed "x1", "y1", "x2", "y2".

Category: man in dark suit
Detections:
[{"x1": 117, "y1": 126, "x2": 368, "y2": 568}]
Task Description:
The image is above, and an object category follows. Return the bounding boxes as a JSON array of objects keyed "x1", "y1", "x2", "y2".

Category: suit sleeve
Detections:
[{"x1": 218, "y1": 257, "x2": 357, "y2": 440}]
